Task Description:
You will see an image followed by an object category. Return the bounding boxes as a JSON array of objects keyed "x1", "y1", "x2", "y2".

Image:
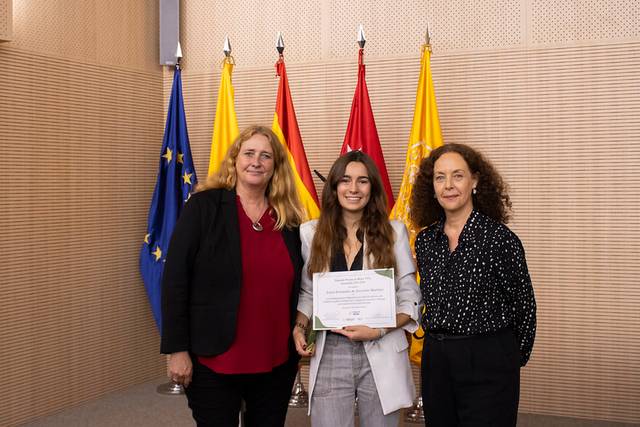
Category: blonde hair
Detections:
[{"x1": 198, "y1": 125, "x2": 305, "y2": 229}]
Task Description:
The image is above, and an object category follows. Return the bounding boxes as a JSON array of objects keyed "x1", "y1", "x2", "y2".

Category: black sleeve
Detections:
[
  {"x1": 496, "y1": 229, "x2": 537, "y2": 366},
  {"x1": 160, "y1": 195, "x2": 203, "y2": 354}
]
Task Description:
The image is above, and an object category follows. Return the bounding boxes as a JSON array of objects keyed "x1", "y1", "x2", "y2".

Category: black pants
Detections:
[
  {"x1": 185, "y1": 356, "x2": 298, "y2": 427},
  {"x1": 421, "y1": 329, "x2": 521, "y2": 427}
]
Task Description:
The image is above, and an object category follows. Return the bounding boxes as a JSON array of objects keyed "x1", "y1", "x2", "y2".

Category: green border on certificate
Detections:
[{"x1": 312, "y1": 268, "x2": 396, "y2": 330}]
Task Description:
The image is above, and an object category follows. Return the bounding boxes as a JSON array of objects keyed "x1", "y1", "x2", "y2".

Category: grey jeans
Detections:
[{"x1": 310, "y1": 333, "x2": 400, "y2": 427}]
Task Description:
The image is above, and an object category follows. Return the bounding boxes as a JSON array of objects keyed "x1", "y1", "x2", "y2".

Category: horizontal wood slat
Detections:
[{"x1": 0, "y1": 46, "x2": 166, "y2": 426}]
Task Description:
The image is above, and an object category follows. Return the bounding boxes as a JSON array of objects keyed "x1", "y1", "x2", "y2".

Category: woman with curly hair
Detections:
[
  {"x1": 293, "y1": 151, "x2": 420, "y2": 427},
  {"x1": 411, "y1": 143, "x2": 536, "y2": 427}
]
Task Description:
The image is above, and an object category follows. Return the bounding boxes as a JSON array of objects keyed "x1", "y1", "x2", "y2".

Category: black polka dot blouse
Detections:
[{"x1": 415, "y1": 209, "x2": 537, "y2": 366}]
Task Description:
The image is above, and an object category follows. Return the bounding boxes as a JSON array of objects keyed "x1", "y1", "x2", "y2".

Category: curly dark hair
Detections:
[{"x1": 410, "y1": 143, "x2": 512, "y2": 227}]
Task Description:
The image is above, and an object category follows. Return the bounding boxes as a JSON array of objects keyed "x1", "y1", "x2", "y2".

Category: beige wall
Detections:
[
  {"x1": 0, "y1": 0, "x2": 638, "y2": 425},
  {"x1": 0, "y1": 1, "x2": 164, "y2": 425},
  {"x1": 0, "y1": 0, "x2": 12, "y2": 41},
  {"x1": 176, "y1": 0, "x2": 640, "y2": 424}
]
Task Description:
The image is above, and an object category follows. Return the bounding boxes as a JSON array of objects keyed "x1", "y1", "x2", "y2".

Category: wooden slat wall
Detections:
[
  {"x1": 0, "y1": 0, "x2": 637, "y2": 424},
  {"x1": 177, "y1": 40, "x2": 640, "y2": 424},
  {"x1": 0, "y1": 0, "x2": 11, "y2": 41},
  {"x1": 0, "y1": 47, "x2": 166, "y2": 426}
]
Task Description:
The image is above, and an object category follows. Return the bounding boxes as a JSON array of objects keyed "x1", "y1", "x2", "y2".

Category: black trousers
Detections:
[
  {"x1": 421, "y1": 329, "x2": 521, "y2": 427},
  {"x1": 185, "y1": 356, "x2": 298, "y2": 427}
]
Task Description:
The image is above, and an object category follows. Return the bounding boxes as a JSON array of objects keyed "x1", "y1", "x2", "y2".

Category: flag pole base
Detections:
[
  {"x1": 288, "y1": 365, "x2": 308, "y2": 408},
  {"x1": 156, "y1": 381, "x2": 184, "y2": 395},
  {"x1": 404, "y1": 396, "x2": 425, "y2": 423}
]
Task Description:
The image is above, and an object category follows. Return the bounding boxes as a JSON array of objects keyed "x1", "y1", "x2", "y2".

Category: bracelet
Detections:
[
  {"x1": 378, "y1": 328, "x2": 388, "y2": 338},
  {"x1": 295, "y1": 321, "x2": 308, "y2": 332}
]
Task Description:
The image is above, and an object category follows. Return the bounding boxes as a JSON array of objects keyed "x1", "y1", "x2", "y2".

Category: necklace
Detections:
[{"x1": 238, "y1": 194, "x2": 268, "y2": 232}]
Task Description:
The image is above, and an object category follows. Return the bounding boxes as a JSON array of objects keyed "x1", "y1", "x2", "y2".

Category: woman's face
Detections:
[
  {"x1": 433, "y1": 152, "x2": 478, "y2": 217},
  {"x1": 337, "y1": 161, "x2": 371, "y2": 216},
  {"x1": 235, "y1": 133, "x2": 275, "y2": 192}
]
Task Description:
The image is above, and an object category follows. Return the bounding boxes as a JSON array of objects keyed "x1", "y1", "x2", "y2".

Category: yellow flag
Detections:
[
  {"x1": 208, "y1": 59, "x2": 240, "y2": 176},
  {"x1": 389, "y1": 44, "x2": 443, "y2": 365}
]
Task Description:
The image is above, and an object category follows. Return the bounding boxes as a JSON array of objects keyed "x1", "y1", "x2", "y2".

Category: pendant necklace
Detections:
[
  {"x1": 240, "y1": 194, "x2": 268, "y2": 232},
  {"x1": 249, "y1": 202, "x2": 267, "y2": 232}
]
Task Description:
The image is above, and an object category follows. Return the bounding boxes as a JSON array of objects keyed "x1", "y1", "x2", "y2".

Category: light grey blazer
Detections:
[{"x1": 297, "y1": 219, "x2": 421, "y2": 415}]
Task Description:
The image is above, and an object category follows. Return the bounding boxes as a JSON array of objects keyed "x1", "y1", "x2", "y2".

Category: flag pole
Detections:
[
  {"x1": 156, "y1": 41, "x2": 186, "y2": 397},
  {"x1": 275, "y1": 31, "x2": 311, "y2": 408},
  {"x1": 403, "y1": 25, "x2": 433, "y2": 425}
]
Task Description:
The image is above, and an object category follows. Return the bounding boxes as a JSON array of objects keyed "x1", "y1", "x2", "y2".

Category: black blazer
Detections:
[{"x1": 160, "y1": 188, "x2": 303, "y2": 357}]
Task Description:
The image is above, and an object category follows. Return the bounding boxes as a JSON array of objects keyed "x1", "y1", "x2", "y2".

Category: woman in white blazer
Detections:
[{"x1": 292, "y1": 151, "x2": 421, "y2": 427}]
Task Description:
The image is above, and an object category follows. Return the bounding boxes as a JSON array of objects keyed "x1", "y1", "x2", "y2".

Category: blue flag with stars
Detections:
[{"x1": 140, "y1": 65, "x2": 197, "y2": 331}]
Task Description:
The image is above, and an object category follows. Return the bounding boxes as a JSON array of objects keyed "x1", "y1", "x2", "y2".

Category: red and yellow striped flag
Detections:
[
  {"x1": 208, "y1": 58, "x2": 239, "y2": 176},
  {"x1": 272, "y1": 56, "x2": 320, "y2": 220},
  {"x1": 390, "y1": 44, "x2": 443, "y2": 364}
]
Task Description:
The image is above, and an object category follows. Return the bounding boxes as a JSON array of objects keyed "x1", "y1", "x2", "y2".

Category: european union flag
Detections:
[{"x1": 140, "y1": 65, "x2": 197, "y2": 331}]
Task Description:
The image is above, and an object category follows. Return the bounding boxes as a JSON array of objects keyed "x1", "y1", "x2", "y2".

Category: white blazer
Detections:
[{"x1": 297, "y1": 220, "x2": 421, "y2": 415}]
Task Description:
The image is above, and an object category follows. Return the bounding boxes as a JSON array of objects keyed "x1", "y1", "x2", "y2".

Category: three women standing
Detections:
[
  {"x1": 411, "y1": 143, "x2": 536, "y2": 426},
  {"x1": 161, "y1": 127, "x2": 535, "y2": 427}
]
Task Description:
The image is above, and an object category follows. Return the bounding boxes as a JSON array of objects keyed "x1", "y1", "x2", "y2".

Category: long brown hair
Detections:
[
  {"x1": 308, "y1": 151, "x2": 395, "y2": 276},
  {"x1": 198, "y1": 125, "x2": 305, "y2": 229},
  {"x1": 410, "y1": 143, "x2": 512, "y2": 227}
]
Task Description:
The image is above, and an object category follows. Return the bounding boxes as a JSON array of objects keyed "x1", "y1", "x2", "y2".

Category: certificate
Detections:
[{"x1": 312, "y1": 268, "x2": 396, "y2": 330}]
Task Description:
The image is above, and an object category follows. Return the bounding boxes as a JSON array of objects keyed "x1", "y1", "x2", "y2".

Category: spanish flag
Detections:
[
  {"x1": 272, "y1": 55, "x2": 320, "y2": 220},
  {"x1": 389, "y1": 44, "x2": 443, "y2": 364},
  {"x1": 208, "y1": 58, "x2": 240, "y2": 176}
]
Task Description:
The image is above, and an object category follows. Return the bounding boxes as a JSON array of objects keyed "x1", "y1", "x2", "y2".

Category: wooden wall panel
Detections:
[
  {"x1": 0, "y1": 47, "x2": 165, "y2": 426},
  {"x1": 0, "y1": 0, "x2": 11, "y2": 41},
  {"x1": 8, "y1": 0, "x2": 158, "y2": 72}
]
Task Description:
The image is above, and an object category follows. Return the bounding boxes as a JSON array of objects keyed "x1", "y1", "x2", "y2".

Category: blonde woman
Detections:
[{"x1": 161, "y1": 125, "x2": 305, "y2": 427}]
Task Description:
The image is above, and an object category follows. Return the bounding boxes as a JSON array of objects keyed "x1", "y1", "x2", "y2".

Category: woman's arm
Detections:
[
  {"x1": 292, "y1": 311, "x2": 314, "y2": 356},
  {"x1": 161, "y1": 195, "x2": 204, "y2": 354},
  {"x1": 392, "y1": 221, "x2": 421, "y2": 333},
  {"x1": 293, "y1": 221, "x2": 316, "y2": 355},
  {"x1": 160, "y1": 194, "x2": 208, "y2": 387},
  {"x1": 496, "y1": 229, "x2": 537, "y2": 366},
  {"x1": 296, "y1": 222, "x2": 315, "y2": 320}
]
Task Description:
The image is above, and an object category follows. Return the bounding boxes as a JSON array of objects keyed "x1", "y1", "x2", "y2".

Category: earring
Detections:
[{"x1": 472, "y1": 188, "x2": 477, "y2": 195}]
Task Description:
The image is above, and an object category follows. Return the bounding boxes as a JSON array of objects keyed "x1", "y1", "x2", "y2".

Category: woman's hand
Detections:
[
  {"x1": 332, "y1": 325, "x2": 384, "y2": 341},
  {"x1": 168, "y1": 351, "x2": 193, "y2": 388},
  {"x1": 293, "y1": 325, "x2": 314, "y2": 357}
]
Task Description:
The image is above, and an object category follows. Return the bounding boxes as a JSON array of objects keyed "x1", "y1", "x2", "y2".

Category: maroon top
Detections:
[{"x1": 198, "y1": 197, "x2": 294, "y2": 374}]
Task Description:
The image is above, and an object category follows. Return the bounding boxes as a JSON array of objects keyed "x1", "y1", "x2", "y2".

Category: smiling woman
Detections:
[
  {"x1": 336, "y1": 161, "x2": 372, "y2": 215},
  {"x1": 292, "y1": 151, "x2": 421, "y2": 427},
  {"x1": 235, "y1": 133, "x2": 275, "y2": 192},
  {"x1": 160, "y1": 125, "x2": 307, "y2": 426},
  {"x1": 410, "y1": 143, "x2": 536, "y2": 427},
  {"x1": 432, "y1": 152, "x2": 478, "y2": 222}
]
